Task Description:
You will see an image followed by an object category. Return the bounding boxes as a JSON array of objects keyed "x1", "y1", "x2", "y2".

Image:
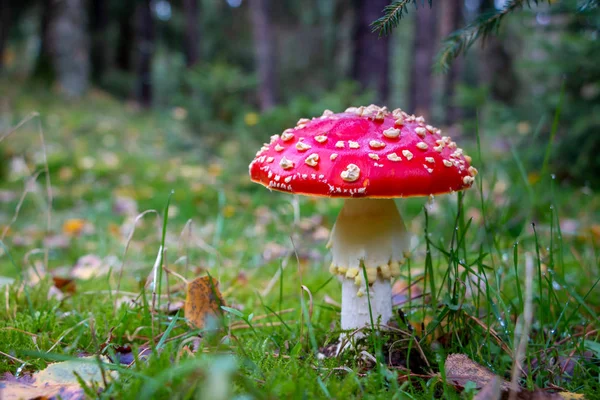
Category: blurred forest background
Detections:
[{"x1": 0, "y1": 0, "x2": 598, "y2": 187}]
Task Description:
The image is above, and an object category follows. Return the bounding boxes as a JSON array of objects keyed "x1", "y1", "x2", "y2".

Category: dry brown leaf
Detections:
[
  {"x1": 445, "y1": 353, "x2": 510, "y2": 391},
  {"x1": 52, "y1": 276, "x2": 76, "y2": 294},
  {"x1": 445, "y1": 354, "x2": 584, "y2": 400},
  {"x1": 62, "y1": 218, "x2": 89, "y2": 236},
  {"x1": 184, "y1": 276, "x2": 225, "y2": 329}
]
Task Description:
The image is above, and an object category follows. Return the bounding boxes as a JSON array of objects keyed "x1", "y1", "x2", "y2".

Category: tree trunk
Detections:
[
  {"x1": 352, "y1": 0, "x2": 390, "y2": 104},
  {"x1": 439, "y1": 0, "x2": 464, "y2": 124},
  {"x1": 116, "y1": 6, "x2": 135, "y2": 72},
  {"x1": 90, "y1": 0, "x2": 108, "y2": 83},
  {"x1": 480, "y1": 0, "x2": 518, "y2": 104},
  {"x1": 183, "y1": 0, "x2": 200, "y2": 68},
  {"x1": 135, "y1": 0, "x2": 155, "y2": 108},
  {"x1": 249, "y1": 0, "x2": 276, "y2": 111},
  {"x1": 0, "y1": 0, "x2": 9, "y2": 71},
  {"x1": 48, "y1": 0, "x2": 89, "y2": 97},
  {"x1": 33, "y1": 0, "x2": 54, "y2": 81},
  {"x1": 409, "y1": 5, "x2": 437, "y2": 119}
]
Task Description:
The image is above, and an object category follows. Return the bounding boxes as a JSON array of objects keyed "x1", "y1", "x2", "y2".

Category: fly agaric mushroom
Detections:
[{"x1": 249, "y1": 105, "x2": 477, "y2": 332}]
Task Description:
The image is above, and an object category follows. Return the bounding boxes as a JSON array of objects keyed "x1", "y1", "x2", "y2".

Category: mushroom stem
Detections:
[
  {"x1": 341, "y1": 276, "x2": 393, "y2": 331},
  {"x1": 328, "y1": 198, "x2": 408, "y2": 331}
]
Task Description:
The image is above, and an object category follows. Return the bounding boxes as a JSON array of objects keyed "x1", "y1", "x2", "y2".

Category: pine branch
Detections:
[
  {"x1": 435, "y1": 0, "x2": 552, "y2": 72},
  {"x1": 578, "y1": 0, "x2": 599, "y2": 11},
  {"x1": 370, "y1": 0, "x2": 433, "y2": 36}
]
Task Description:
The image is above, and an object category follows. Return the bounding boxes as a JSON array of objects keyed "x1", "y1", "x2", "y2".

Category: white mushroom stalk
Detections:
[{"x1": 328, "y1": 198, "x2": 408, "y2": 331}]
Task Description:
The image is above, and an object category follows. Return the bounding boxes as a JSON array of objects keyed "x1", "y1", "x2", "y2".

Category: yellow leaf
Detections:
[
  {"x1": 244, "y1": 112, "x2": 260, "y2": 126},
  {"x1": 527, "y1": 172, "x2": 540, "y2": 185},
  {"x1": 223, "y1": 205, "x2": 236, "y2": 218},
  {"x1": 208, "y1": 163, "x2": 223, "y2": 178},
  {"x1": 559, "y1": 393, "x2": 585, "y2": 400},
  {"x1": 62, "y1": 219, "x2": 86, "y2": 236},
  {"x1": 185, "y1": 276, "x2": 225, "y2": 329}
]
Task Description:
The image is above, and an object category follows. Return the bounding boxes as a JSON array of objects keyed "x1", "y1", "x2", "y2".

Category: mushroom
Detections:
[{"x1": 249, "y1": 105, "x2": 477, "y2": 334}]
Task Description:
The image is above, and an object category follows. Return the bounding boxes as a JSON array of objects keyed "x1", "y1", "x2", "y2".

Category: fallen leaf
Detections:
[
  {"x1": 445, "y1": 354, "x2": 583, "y2": 400},
  {"x1": 52, "y1": 276, "x2": 76, "y2": 294},
  {"x1": 62, "y1": 219, "x2": 87, "y2": 236},
  {"x1": 0, "y1": 356, "x2": 117, "y2": 400},
  {"x1": 110, "y1": 344, "x2": 152, "y2": 365},
  {"x1": 43, "y1": 234, "x2": 71, "y2": 249},
  {"x1": 185, "y1": 276, "x2": 225, "y2": 330},
  {"x1": 71, "y1": 254, "x2": 119, "y2": 280},
  {"x1": 445, "y1": 353, "x2": 510, "y2": 391}
]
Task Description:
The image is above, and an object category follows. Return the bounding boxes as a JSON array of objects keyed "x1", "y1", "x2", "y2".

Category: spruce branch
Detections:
[
  {"x1": 578, "y1": 0, "x2": 599, "y2": 11},
  {"x1": 370, "y1": 0, "x2": 433, "y2": 36},
  {"x1": 372, "y1": 0, "x2": 598, "y2": 71},
  {"x1": 435, "y1": 0, "x2": 553, "y2": 72}
]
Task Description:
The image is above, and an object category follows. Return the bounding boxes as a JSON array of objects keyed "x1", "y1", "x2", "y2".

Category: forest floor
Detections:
[{"x1": 0, "y1": 83, "x2": 599, "y2": 399}]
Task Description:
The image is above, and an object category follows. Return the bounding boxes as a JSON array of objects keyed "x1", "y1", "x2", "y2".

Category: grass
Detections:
[{"x1": 1, "y1": 81, "x2": 599, "y2": 399}]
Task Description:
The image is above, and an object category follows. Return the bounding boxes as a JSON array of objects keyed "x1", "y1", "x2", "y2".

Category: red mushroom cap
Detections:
[{"x1": 249, "y1": 105, "x2": 477, "y2": 198}]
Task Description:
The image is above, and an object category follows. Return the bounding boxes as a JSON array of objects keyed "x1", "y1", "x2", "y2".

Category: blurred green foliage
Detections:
[
  {"x1": 179, "y1": 62, "x2": 258, "y2": 131},
  {"x1": 0, "y1": 146, "x2": 6, "y2": 181},
  {"x1": 535, "y1": 8, "x2": 600, "y2": 187}
]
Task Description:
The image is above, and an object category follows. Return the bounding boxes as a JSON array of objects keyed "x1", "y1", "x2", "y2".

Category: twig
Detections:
[
  {"x1": 260, "y1": 254, "x2": 290, "y2": 297},
  {"x1": 301, "y1": 285, "x2": 313, "y2": 321},
  {"x1": 37, "y1": 117, "x2": 53, "y2": 270},
  {"x1": 114, "y1": 209, "x2": 159, "y2": 313},
  {"x1": 0, "y1": 349, "x2": 26, "y2": 364},
  {"x1": 0, "y1": 111, "x2": 40, "y2": 143},
  {"x1": 509, "y1": 252, "x2": 535, "y2": 400},
  {"x1": 1, "y1": 171, "x2": 43, "y2": 242}
]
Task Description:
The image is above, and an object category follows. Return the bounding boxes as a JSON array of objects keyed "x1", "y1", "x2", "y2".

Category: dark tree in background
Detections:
[
  {"x1": 183, "y1": 0, "x2": 200, "y2": 68},
  {"x1": 0, "y1": 0, "x2": 9, "y2": 71},
  {"x1": 479, "y1": 0, "x2": 518, "y2": 104},
  {"x1": 90, "y1": 0, "x2": 108, "y2": 83},
  {"x1": 409, "y1": 5, "x2": 437, "y2": 119},
  {"x1": 250, "y1": 0, "x2": 277, "y2": 110},
  {"x1": 48, "y1": 0, "x2": 89, "y2": 97},
  {"x1": 352, "y1": 0, "x2": 391, "y2": 104},
  {"x1": 439, "y1": 0, "x2": 464, "y2": 124},
  {"x1": 33, "y1": 0, "x2": 54, "y2": 81},
  {"x1": 135, "y1": 0, "x2": 155, "y2": 107},
  {"x1": 116, "y1": 3, "x2": 135, "y2": 73}
]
